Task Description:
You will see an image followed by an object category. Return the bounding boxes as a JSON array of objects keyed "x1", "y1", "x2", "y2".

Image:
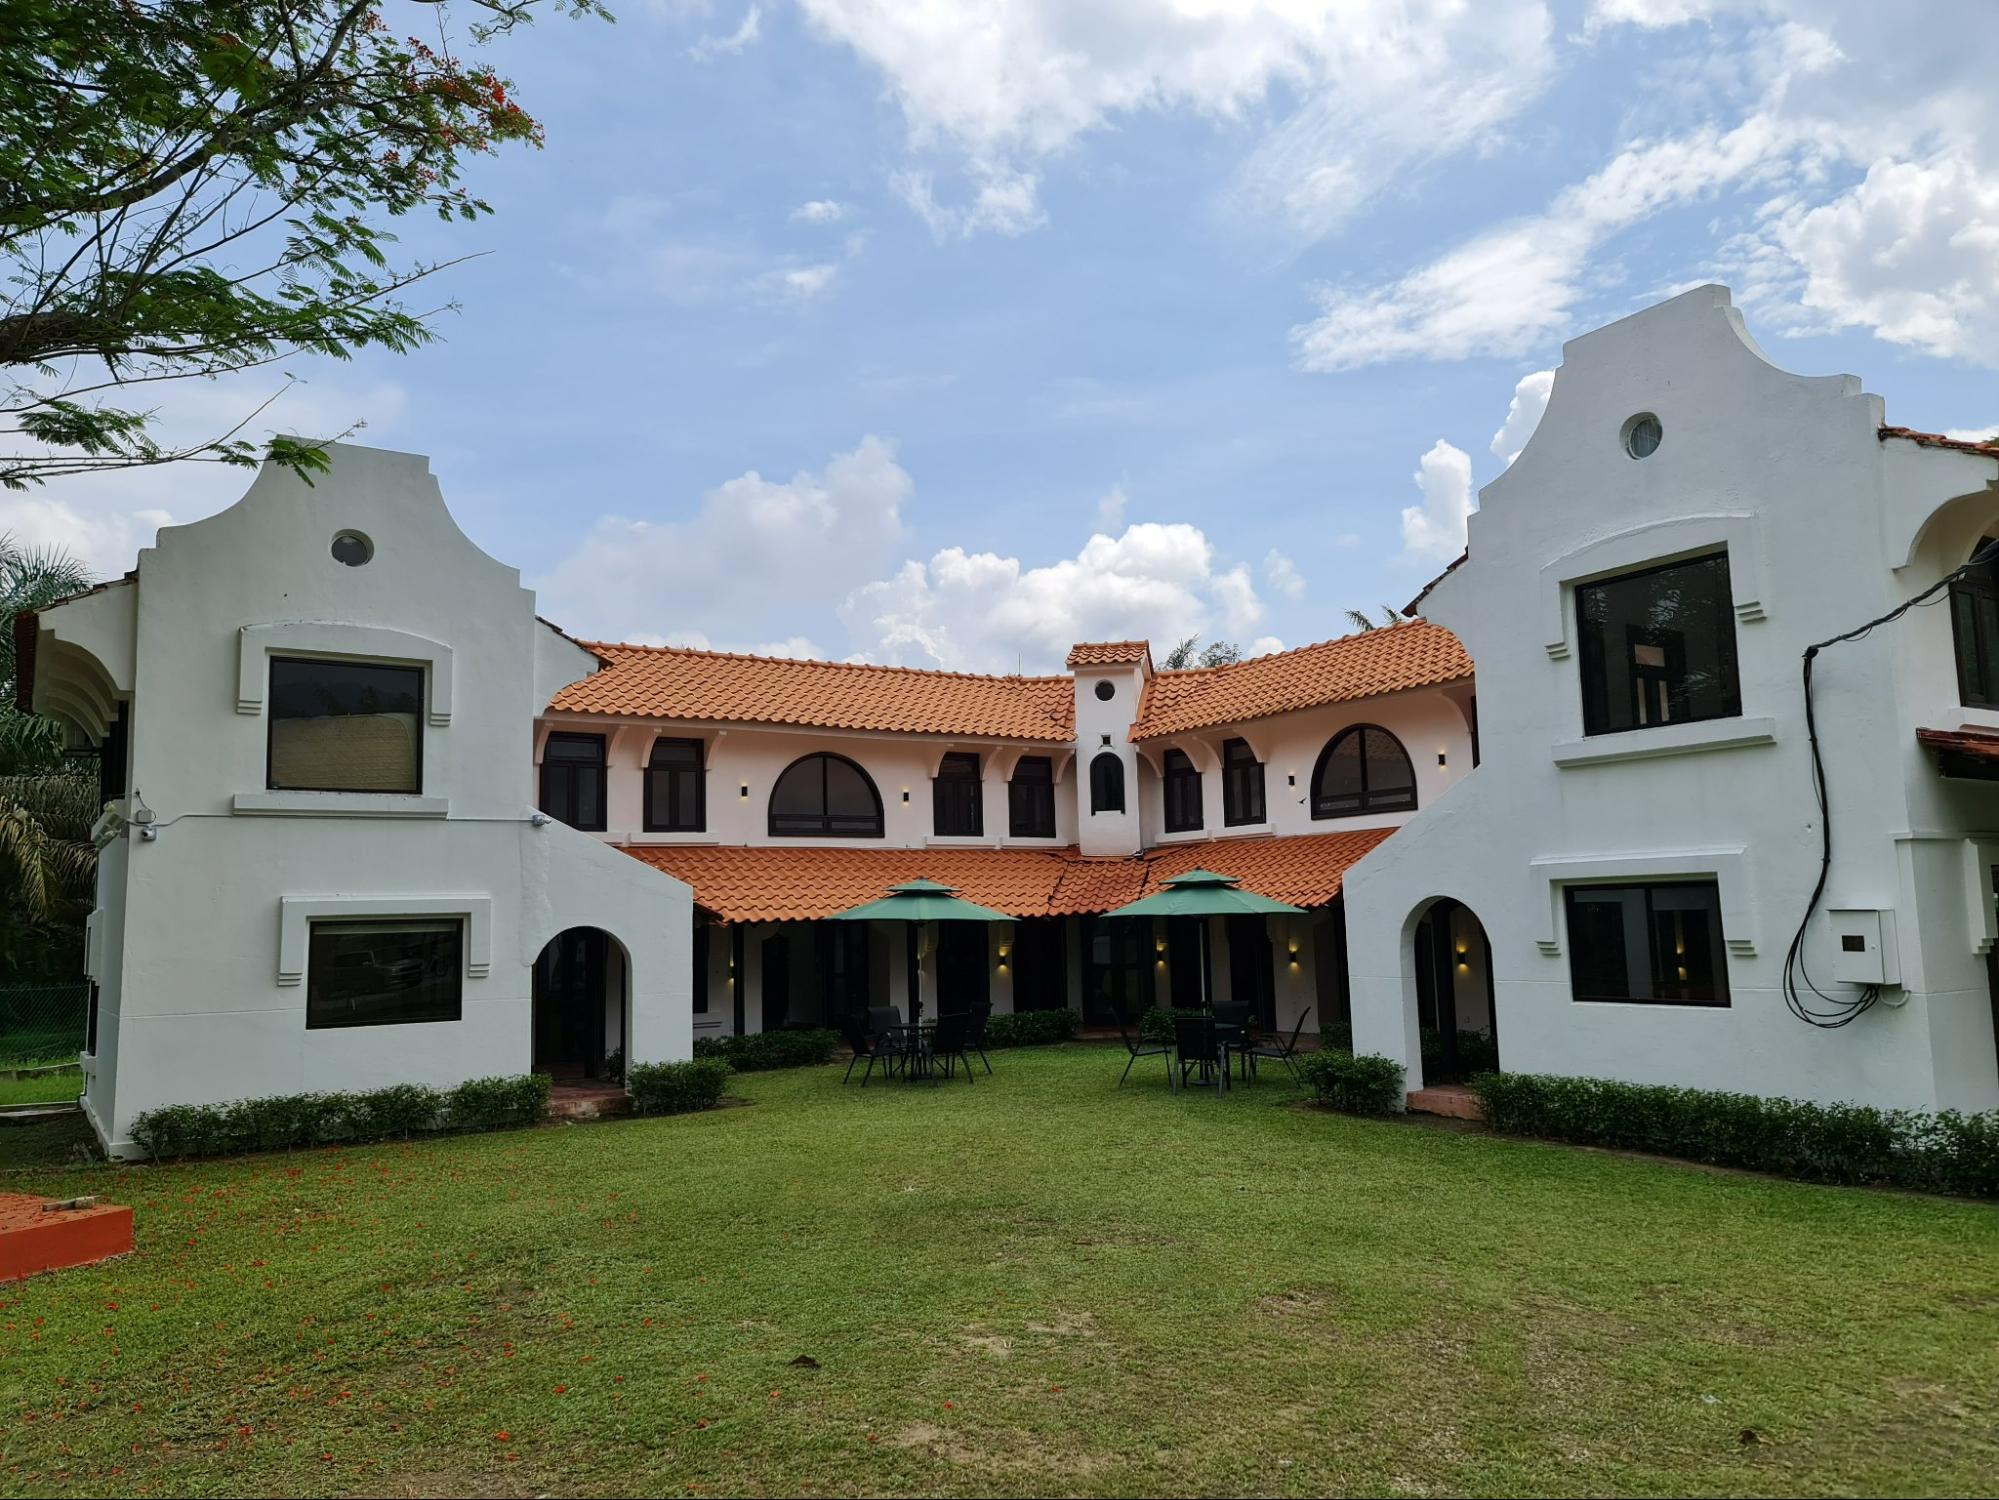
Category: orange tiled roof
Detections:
[
  {"x1": 1066, "y1": 641, "x2": 1152, "y2": 668},
  {"x1": 550, "y1": 643, "x2": 1075, "y2": 742},
  {"x1": 1880, "y1": 425, "x2": 1999, "y2": 460},
  {"x1": 623, "y1": 827, "x2": 1392, "y2": 923},
  {"x1": 1130, "y1": 621, "x2": 1471, "y2": 741}
]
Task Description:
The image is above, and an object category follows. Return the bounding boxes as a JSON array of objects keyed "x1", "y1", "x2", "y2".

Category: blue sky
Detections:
[{"x1": 11, "y1": 0, "x2": 1999, "y2": 672}]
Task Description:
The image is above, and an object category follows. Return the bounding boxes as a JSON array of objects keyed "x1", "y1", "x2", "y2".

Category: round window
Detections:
[
  {"x1": 1622, "y1": 413, "x2": 1662, "y2": 460},
  {"x1": 1094, "y1": 680, "x2": 1115, "y2": 701},
  {"x1": 330, "y1": 530, "x2": 373, "y2": 566}
]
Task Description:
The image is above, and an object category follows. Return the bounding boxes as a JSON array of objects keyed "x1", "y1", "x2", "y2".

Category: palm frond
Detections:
[{"x1": 1344, "y1": 609, "x2": 1377, "y2": 633}]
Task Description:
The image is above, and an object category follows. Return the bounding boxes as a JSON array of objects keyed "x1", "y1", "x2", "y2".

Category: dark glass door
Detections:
[
  {"x1": 937, "y1": 924, "x2": 991, "y2": 1013},
  {"x1": 1226, "y1": 915, "x2": 1276, "y2": 1031},
  {"x1": 1082, "y1": 915, "x2": 1154, "y2": 1025},
  {"x1": 761, "y1": 931, "x2": 793, "y2": 1030},
  {"x1": 534, "y1": 928, "x2": 607, "y2": 1078},
  {"x1": 1167, "y1": 916, "x2": 1209, "y2": 1008},
  {"x1": 1010, "y1": 918, "x2": 1067, "y2": 1011}
]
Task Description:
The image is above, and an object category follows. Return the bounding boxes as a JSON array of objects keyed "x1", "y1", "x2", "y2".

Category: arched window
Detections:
[
  {"x1": 1951, "y1": 535, "x2": 1999, "y2": 708},
  {"x1": 1089, "y1": 752, "x2": 1126, "y2": 815},
  {"x1": 1162, "y1": 748, "x2": 1202, "y2": 833},
  {"x1": 769, "y1": 752, "x2": 884, "y2": 837},
  {"x1": 1311, "y1": 724, "x2": 1416, "y2": 819}
]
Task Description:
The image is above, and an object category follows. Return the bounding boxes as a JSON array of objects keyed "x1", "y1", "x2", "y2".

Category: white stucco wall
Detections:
[
  {"x1": 37, "y1": 444, "x2": 692, "y2": 1156},
  {"x1": 1344, "y1": 285, "x2": 1999, "y2": 1112}
]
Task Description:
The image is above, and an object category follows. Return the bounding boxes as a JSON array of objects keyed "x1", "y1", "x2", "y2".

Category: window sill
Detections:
[
  {"x1": 235, "y1": 791, "x2": 449, "y2": 818},
  {"x1": 620, "y1": 831, "x2": 717, "y2": 846},
  {"x1": 1154, "y1": 826, "x2": 1212, "y2": 843},
  {"x1": 924, "y1": 834, "x2": 995, "y2": 847},
  {"x1": 1551, "y1": 716, "x2": 1776, "y2": 768},
  {"x1": 1952, "y1": 705, "x2": 1999, "y2": 732}
]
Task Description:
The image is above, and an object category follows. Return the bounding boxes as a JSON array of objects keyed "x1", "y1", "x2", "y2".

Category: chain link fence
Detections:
[{"x1": 0, "y1": 982, "x2": 89, "y2": 1066}]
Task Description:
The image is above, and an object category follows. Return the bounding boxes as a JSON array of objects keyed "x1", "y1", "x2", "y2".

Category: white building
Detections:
[
  {"x1": 17, "y1": 445, "x2": 693, "y2": 1158},
  {"x1": 1345, "y1": 285, "x2": 1999, "y2": 1114}
]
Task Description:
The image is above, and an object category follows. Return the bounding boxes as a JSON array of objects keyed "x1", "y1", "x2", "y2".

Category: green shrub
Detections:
[
  {"x1": 1420, "y1": 1026, "x2": 1498, "y2": 1078},
  {"x1": 447, "y1": 1074, "x2": 551, "y2": 1131},
  {"x1": 692, "y1": 1028, "x2": 840, "y2": 1072},
  {"x1": 131, "y1": 1073, "x2": 548, "y2": 1161},
  {"x1": 1473, "y1": 1071, "x2": 1999, "y2": 1196},
  {"x1": 628, "y1": 1058, "x2": 732, "y2": 1116},
  {"x1": 1298, "y1": 1051, "x2": 1406, "y2": 1115},
  {"x1": 1139, "y1": 1006, "x2": 1206, "y2": 1043},
  {"x1": 983, "y1": 1008, "x2": 1077, "y2": 1047},
  {"x1": 1319, "y1": 1021, "x2": 1354, "y2": 1054}
]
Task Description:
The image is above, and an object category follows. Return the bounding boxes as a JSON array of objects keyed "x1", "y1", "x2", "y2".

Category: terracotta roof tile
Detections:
[
  {"x1": 624, "y1": 827, "x2": 1392, "y2": 923},
  {"x1": 1065, "y1": 641, "x2": 1152, "y2": 668},
  {"x1": 1880, "y1": 425, "x2": 1999, "y2": 460},
  {"x1": 550, "y1": 644, "x2": 1075, "y2": 742},
  {"x1": 1130, "y1": 621, "x2": 1471, "y2": 741}
]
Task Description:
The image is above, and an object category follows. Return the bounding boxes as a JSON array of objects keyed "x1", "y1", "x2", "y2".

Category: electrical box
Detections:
[{"x1": 1828, "y1": 908, "x2": 1900, "y2": 988}]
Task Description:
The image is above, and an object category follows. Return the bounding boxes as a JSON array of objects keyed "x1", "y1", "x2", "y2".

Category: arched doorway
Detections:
[
  {"x1": 1409, "y1": 898, "x2": 1497, "y2": 1086},
  {"x1": 533, "y1": 927, "x2": 629, "y2": 1081}
]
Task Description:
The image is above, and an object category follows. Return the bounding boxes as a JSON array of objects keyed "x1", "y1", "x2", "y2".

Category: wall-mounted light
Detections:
[
  {"x1": 739, "y1": 782, "x2": 749, "y2": 800},
  {"x1": 901, "y1": 787, "x2": 910, "y2": 803},
  {"x1": 1286, "y1": 771, "x2": 1296, "y2": 788},
  {"x1": 1437, "y1": 750, "x2": 1448, "y2": 767}
]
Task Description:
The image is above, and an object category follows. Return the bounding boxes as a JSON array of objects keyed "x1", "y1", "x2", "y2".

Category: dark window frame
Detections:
[
  {"x1": 768, "y1": 751, "x2": 885, "y2": 838},
  {"x1": 643, "y1": 736, "x2": 706, "y2": 833},
  {"x1": 1089, "y1": 752, "x2": 1126, "y2": 815},
  {"x1": 932, "y1": 751, "x2": 984, "y2": 837},
  {"x1": 1575, "y1": 551, "x2": 1742, "y2": 738},
  {"x1": 1310, "y1": 723, "x2": 1417, "y2": 819},
  {"x1": 1950, "y1": 537, "x2": 1999, "y2": 709},
  {"x1": 305, "y1": 916, "x2": 465, "y2": 1030},
  {"x1": 1009, "y1": 756, "x2": 1056, "y2": 838},
  {"x1": 540, "y1": 730, "x2": 609, "y2": 832},
  {"x1": 1221, "y1": 737, "x2": 1266, "y2": 826},
  {"x1": 1563, "y1": 880, "x2": 1731, "y2": 1008},
  {"x1": 266, "y1": 655, "x2": 425, "y2": 795},
  {"x1": 1162, "y1": 748, "x2": 1203, "y2": 833}
]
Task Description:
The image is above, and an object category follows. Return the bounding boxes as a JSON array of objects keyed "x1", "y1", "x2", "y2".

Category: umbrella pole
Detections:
[
  {"x1": 1200, "y1": 919, "x2": 1212, "y2": 1008},
  {"x1": 906, "y1": 919, "x2": 921, "y2": 1026}
]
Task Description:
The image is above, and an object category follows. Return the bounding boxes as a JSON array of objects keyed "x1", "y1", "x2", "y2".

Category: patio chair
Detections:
[
  {"x1": 841, "y1": 1016, "x2": 897, "y2": 1087},
  {"x1": 866, "y1": 1006, "x2": 908, "y2": 1079},
  {"x1": 1171, "y1": 1014, "x2": 1229, "y2": 1096},
  {"x1": 1212, "y1": 1001, "x2": 1254, "y2": 1080},
  {"x1": 1111, "y1": 1009, "x2": 1171, "y2": 1088},
  {"x1": 1243, "y1": 1006, "x2": 1312, "y2": 1084},
  {"x1": 927, "y1": 1010, "x2": 977, "y2": 1084},
  {"x1": 963, "y1": 1000, "x2": 994, "y2": 1074}
]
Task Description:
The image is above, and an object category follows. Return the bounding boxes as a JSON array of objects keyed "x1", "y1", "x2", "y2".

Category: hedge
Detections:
[
  {"x1": 1474, "y1": 1071, "x2": 1999, "y2": 1197},
  {"x1": 983, "y1": 1008, "x2": 1077, "y2": 1048},
  {"x1": 628, "y1": 1058, "x2": 732, "y2": 1116},
  {"x1": 693, "y1": 1028, "x2": 840, "y2": 1072},
  {"x1": 129, "y1": 1073, "x2": 551, "y2": 1160},
  {"x1": 1297, "y1": 1051, "x2": 1406, "y2": 1115}
]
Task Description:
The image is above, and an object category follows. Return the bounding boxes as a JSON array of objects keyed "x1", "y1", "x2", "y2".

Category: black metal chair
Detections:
[
  {"x1": 1212, "y1": 1001, "x2": 1253, "y2": 1080},
  {"x1": 866, "y1": 1005, "x2": 908, "y2": 1079},
  {"x1": 841, "y1": 1017, "x2": 892, "y2": 1087},
  {"x1": 1111, "y1": 1009, "x2": 1171, "y2": 1088},
  {"x1": 1244, "y1": 1006, "x2": 1312, "y2": 1084},
  {"x1": 963, "y1": 1001, "x2": 994, "y2": 1075},
  {"x1": 1171, "y1": 1014, "x2": 1229, "y2": 1095},
  {"x1": 927, "y1": 1010, "x2": 976, "y2": 1084}
]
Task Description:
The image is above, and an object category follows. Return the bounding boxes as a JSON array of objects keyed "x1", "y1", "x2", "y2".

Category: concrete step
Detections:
[
  {"x1": 1406, "y1": 1085, "x2": 1484, "y2": 1121},
  {"x1": 546, "y1": 1086, "x2": 632, "y2": 1122}
]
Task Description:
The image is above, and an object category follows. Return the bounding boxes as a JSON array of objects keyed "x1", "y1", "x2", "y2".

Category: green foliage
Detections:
[
  {"x1": 1420, "y1": 1026, "x2": 1499, "y2": 1079},
  {"x1": 1160, "y1": 636, "x2": 1242, "y2": 670},
  {"x1": 0, "y1": 1, "x2": 607, "y2": 488},
  {"x1": 1139, "y1": 1006, "x2": 1206, "y2": 1042},
  {"x1": 1474, "y1": 1072, "x2": 1999, "y2": 1196},
  {"x1": 127, "y1": 1074, "x2": 554, "y2": 1159},
  {"x1": 982, "y1": 1008, "x2": 1076, "y2": 1047},
  {"x1": 1297, "y1": 1051, "x2": 1406, "y2": 1115},
  {"x1": 692, "y1": 1028, "x2": 840, "y2": 1072},
  {"x1": 628, "y1": 1058, "x2": 731, "y2": 1116},
  {"x1": 1319, "y1": 1020, "x2": 1354, "y2": 1054}
]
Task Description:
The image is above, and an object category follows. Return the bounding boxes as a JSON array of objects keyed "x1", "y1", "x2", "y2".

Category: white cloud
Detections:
[
  {"x1": 1094, "y1": 485, "x2": 1128, "y2": 534},
  {"x1": 797, "y1": 0, "x2": 1554, "y2": 240},
  {"x1": 841, "y1": 520, "x2": 1275, "y2": 674},
  {"x1": 1400, "y1": 440, "x2": 1474, "y2": 563},
  {"x1": 790, "y1": 199, "x2": 846, "y2": 224},
  {"x1": 688, "y1": 4, "x2": 761, "y2": 63},
  {"x1": 767, "y1": 263, "x2": 839, "y2": 301},
  {"x1": 536, "y1": 436, "x2": 912, "y2": 644},
  {"x1": 1490, "y1": 369, "x2": 1555, "y2": 465},
  {"x1": 1586, "y1": 0, "x2": 1725, "y2": 30},
  {"x1": 1945, "y1": 424, "x2": 1999, "y2": 443},
  {"x1": 629, "y1": 628, "x2": 828, "y2": 660},
  {"x1": 1262, "y1": 548, "x2": 1305, "y2": 598}
]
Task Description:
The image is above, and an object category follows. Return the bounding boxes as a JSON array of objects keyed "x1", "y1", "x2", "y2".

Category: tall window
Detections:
[
  {"x1": 267, "y1": 656, "x2": 422, "y2": 793},
  {"x1": 1162, "y1": 748, "x2": 1202, "y2": 832},
  {"x1": 769, "y1": 752, "x2": 884, "y2": 837},
  {"x1": 540, "y1": 731, "x2": 607, "y2": 831},
  {"x1": 1950, "y1": 537, "x2": 1999, "y2": 708},
  {"x1": 933, "y1": 751, "x2": 983, "y2": 836},
  {"x1": 306, "y1": 918, "x2": 463, "y2": 1029},
  {"x1": 1089, "y1": 752, "x2": 1125, "y2": 815},
  {"x1": 1565, "y1": 882, "x2": 1730, "y2": 1007},
  {"x1": 1222, "y1": 737, "x2": 1265, "y2": 826},
  {"x1": 1312, "y1": 724, "x2": 1415, "y2": 818},
  {"x1": 1576, "y1": 552, "x2": 1741, "y2": 736},
  {"x1": 644, "y1": 737, "x2": 705, "y2": 832},
  {"x1": 1009, "y1": 756, "x2": 1055, "y2": 838}
]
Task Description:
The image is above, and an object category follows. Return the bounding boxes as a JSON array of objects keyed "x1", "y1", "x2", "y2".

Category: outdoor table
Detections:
[{"x1": 884, "y1": 1022, "x2": 936, "y2": 1080}]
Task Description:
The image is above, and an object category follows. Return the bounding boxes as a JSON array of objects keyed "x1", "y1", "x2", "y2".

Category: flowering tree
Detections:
[{"x1": 0, "y1": 0, "x2": 607, "y2": 488}]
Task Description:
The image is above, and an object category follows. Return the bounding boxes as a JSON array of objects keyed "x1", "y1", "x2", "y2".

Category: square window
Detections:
[
  {"x1": 1575, "y1": 553, "x2": 1741, "y2": 736},
  {"x1": 306, "y1": 919, "x2": 463, "y2": 1029},
  {"x1": 1564, "y1": 882, "x2": 1730, "y2": 1006},
  {"x1": 267, "y1": 657, "x2": 423, "y2": 793}
]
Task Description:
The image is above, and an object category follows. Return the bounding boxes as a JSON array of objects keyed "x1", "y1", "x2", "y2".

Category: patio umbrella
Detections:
[
  {"x1": 829, "y1": 879, "x2": 1011, "y2": 1025},
  {"x1": 1101, "y1": 869, "x2": 1306, "y2": 1009}
]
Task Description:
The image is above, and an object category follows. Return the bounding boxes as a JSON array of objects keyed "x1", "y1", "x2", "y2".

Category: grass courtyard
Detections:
[{"x1": 0, "y1": 1044, "x2": 1995, "y2": 1498}]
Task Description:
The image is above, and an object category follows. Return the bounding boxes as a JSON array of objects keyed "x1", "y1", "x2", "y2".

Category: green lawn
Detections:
[
  {"x1": 0, "y1": 1067, "x2": 82, "y2": 1109},
  {"x1": 0, "y1": 1044, "x2": 1994, "y2": 1498}
]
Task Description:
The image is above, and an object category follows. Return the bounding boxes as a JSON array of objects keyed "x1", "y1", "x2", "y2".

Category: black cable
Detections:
[{"x1": 1784, "y1": 535, "x2": 1999, "y2": 1027}]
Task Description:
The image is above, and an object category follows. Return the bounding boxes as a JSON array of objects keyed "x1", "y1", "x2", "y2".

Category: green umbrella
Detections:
[
  {"x1": 1102, "y1": 870, "x2": 1306, "y2": 1010},
  {"x1": 829, "y1": 879, "x2": 1010, "y2": 1025}
]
